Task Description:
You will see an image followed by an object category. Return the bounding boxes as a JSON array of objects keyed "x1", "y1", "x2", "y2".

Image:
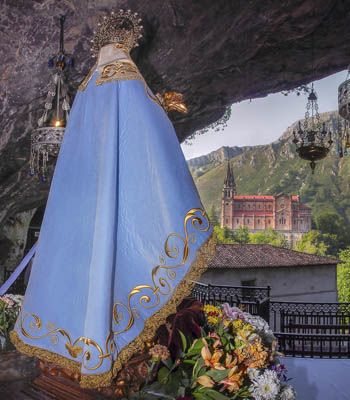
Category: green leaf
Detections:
[
  {"x1": 206, "y1": 389, "x2": 231, "y2": 400},
  {"x1": 187, "y1": 339, "x2": 205, "y2": 356},
  {"x1": 162, "y1": 358, "x2": 174, "y2": 370},
  {"x1": 183, "y1": 359, "x2": 196, "y2": 365},
  {"x1": 157, "y1": 366, "x2": 169, "y2": 384},
  {"x1": 206, "y1": 369, "x2": 229, "y2": 382},
  {"x1": 192, "y1": 357, "x2": 205, "y2": 379},
  {"x1": 193, "y1": 391, "x2": 213, "y2": 400},
  {"x1": 179, "y1": 330, "x2": 188, "y2": 352}
]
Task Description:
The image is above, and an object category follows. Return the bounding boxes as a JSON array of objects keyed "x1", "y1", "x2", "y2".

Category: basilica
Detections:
[{"x1": 221, "y1": 163, "x2": 312, "y2": 243}]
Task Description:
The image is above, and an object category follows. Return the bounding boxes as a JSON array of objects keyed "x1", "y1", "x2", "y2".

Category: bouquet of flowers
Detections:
[
  {"x1": 135, "y1": 303, "x2": 295, "y2": 400},
  {"x1": 0, "y1": 294, "x2": 23, "y2": 346}
]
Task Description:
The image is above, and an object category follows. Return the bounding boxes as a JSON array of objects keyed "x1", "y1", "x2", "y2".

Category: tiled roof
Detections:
[
  {"x1": 209, "y1": 244, "x2": 339, "y2": 269},
  {"x1": 234, "y1": 195, "x2": 274, "y2": 201},
  {"x1": 233, "y1": 195, "x2": 302, "y2": 203},
  {"x1": 233, "y1": 212, "x2": 273, "y2": 216}
]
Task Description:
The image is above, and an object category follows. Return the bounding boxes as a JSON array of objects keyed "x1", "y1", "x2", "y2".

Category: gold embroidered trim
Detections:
[
  {"x1": 78, "y1": 64, "x2": 97, "y2": 91},
  {"x1": 77, "y1": 60, "x2": 164, "y2": 111},
  {"x1": 10, "y1": 330, "x2": 113, "y2": 387},
  {"x1": 10, "y1": 330, "x2": 80, "y2": 372},
  {"x1": 111, "y1": 208, "x2": 210, "y2": 340},
  {"x1": 18, "y1": 312, "x2": 112, "y2": 371},
  {"x1": 95, "y1": 60, "x2": 143, "y2": 86},
  {"x1": 10, "y1": 224, "x2": 216, "y2": 389},
  {"x1": 111, "y1": 232, "x2": 216, "y2": 377}
]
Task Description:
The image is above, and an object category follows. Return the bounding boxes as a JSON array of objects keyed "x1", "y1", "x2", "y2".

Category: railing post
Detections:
[{"x1": 207, "y1": 283, "x2": 212, "y2": 305}]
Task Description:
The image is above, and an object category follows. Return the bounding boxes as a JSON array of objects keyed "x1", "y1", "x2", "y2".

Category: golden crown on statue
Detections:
[{"x1": 90, "y1": 9, "x2": 143, "y2": 56}]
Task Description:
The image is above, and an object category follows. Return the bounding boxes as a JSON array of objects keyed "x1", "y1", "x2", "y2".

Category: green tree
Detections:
[
  {"x1": 208, "y1": 204, "x2": 219, "y2": 227},
  {"x1": 214, "y1": 226, "x2": 235, "y2": 244},
  {"x1": 338, "y1": 248, "x2": 350, "y2": 302},
  {"x1": 293, "y1": 230, "x2": 328, "y2": 256},
  {"x1": 316, "y1": 212, "x2": 343, "y2": 236},
  {"x1": 315, "y1": 211, "x2": 348, "y2": 254},
  {"x1": 232, "y1": 226, "x2": 250, "y2": 244},
  {"x1": 249, "y1": 228, "x2": 288, "y2": 247}
]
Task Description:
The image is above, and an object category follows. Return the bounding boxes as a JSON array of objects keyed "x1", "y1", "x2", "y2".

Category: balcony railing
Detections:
[
  {"x1": 192, "y1": 282, "x2": 271, "y2": 321},
  {"x1": 192, "y1": 283, "x2": 350, "y2": 359}
]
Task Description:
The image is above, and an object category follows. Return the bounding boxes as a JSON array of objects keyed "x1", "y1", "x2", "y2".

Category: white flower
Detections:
[
  {"x1": 279, "y1": 384, "x2": 296, "y2": 400},
  {"x1": 251, "y1": 370, "x2": 280, "y2": 400},
  {"x1": 247, "y1": 368, "x2": 260, "y2": 380},
  {"x1": 222, "y1": 303, "x2": 246, "y2": 320},
  {"x1": 244, "y1": 314, "x2": 276, "y2": 343}
]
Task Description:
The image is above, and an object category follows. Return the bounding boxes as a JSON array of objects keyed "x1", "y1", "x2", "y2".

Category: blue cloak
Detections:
[{"x1": 11, "y1": 56, "x2": 214, "y2": 388}]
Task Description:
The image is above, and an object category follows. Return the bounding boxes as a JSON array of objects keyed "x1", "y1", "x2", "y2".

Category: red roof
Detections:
[
  {"x1": 233, "y1": 195, "x2": 301, "y2": 202},
  {"x1": 209, "y1": 244, "x2": 339, "y2": 269},
  {"x1": 234, "y1": 195, "x2": 274, "y2": 201},
  {"x1": 233, "y1": 212, "x2": 273, "y2": 217}
]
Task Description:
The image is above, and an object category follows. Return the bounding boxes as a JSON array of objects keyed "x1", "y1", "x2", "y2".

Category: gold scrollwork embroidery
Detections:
[
  {"x1": 96, "y1": 60, "x2": 143, "y2": 86},
  {"x1": 20, "y1": 312, "x2": 112, "y2": 371},
  {"x1": 14, "y1": 207, "x2": 212, "y2": 386},
  {"x1": 112, "y1": 208, "x2": 210, "y2": 338}
]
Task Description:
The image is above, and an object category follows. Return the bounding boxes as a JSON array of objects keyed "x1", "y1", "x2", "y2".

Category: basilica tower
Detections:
[{"x1": 221, "y1": 162, "x2": 236, "y2": 228}]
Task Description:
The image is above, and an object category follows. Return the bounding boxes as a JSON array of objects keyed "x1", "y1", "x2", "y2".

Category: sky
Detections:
[{"x1": 181, "y1": 70, "x2": 348, "y2": 160}]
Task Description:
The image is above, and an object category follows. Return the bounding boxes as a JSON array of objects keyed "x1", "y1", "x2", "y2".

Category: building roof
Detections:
[
  {"x1": 209, "y1": 244, "x2": 339, "y2": 269},
  {"x1": 233, "y1": 195, "x2": 301, "y2": 202},
  {"x1": 234, "y1": 195, "x2": 275, "y2": 201}
]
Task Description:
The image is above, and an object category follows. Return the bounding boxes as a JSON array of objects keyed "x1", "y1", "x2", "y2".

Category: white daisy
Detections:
[
  {"x1": 279, "y1": 384, "x2": 296, "y2": 400},
  {"x1": 247, "y1": 368, "x2": 260, "y2": 381},
  {"x1": 251, "y1": 370, "x2": 280, "y2": 400}
]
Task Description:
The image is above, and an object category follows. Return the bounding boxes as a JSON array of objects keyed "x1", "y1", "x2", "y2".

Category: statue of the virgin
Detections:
[{"x1": 10, "y1": 10, "x2": 215, "y2": 389}]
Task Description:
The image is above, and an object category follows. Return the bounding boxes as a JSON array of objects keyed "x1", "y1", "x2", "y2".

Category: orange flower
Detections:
[
  {"x1": 208, "y1": 332, "x2": 222, "y2": 348},
  {"x1": 235, "y1": 339, "x2": 269, "y2": 369},
  {"x1": 201, "y1": 345, "x2": 225, "y2": 370},
  {"x1": 220, "y1": 366, "x2": 243, "y2": 393},
  {"x1": 197, "y1": 375, "x2": 215, "y2": 388},
  {"x1": 225, "y1": 354, "x2": 238, "y2": 369}
]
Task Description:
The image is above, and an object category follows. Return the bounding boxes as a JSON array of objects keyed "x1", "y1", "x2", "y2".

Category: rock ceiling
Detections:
[{"x1": 1, "y1": 0, "x2": 350, "y2": 226}]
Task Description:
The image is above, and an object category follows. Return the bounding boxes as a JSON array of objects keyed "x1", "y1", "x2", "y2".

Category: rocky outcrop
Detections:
[
  {"x1": 188, "y1": 146, "x2": 244, "y2": 168},
  {"x1": 1, "y1": 0, "x2": 350, "y2": 232}
]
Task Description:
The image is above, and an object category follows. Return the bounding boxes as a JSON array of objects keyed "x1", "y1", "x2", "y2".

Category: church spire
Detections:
[{"x1": 224, "y1": 161, "x2": 236, "y2": 190}]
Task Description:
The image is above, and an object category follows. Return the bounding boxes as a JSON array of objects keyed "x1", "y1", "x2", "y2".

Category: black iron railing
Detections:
[
  {"x1": 270, "y1": 301, "x2": 350, "y2": 358},
  {"x1": 192, "y1": 283, "x2": 271, "y2": 322},
  {"x1": 191, "y1": 283, "x2": 350, "y2": 358}
]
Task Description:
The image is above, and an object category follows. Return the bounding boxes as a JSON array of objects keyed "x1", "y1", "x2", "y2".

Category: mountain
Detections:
[{"x1": 189, "y1": 111, "x2": 350, "y2": 226}]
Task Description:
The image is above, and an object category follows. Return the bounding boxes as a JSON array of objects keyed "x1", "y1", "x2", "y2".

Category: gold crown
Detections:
[{"x1": 90, "y1": 10, "x2": 143, "y2": 56}]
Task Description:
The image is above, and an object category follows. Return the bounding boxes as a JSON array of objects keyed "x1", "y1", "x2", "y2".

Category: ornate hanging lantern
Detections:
[
  {"x1": 338, "y1": 67, "x2": 350, "y2": 122},
  {"x1": 29, "y1": 15, "x2": 73, "y2": 181},
  {"x1": 336, "y1": 66, "x2": 350, "y2": 158},
  {"x1": 336, "y1": 118, "x2": 350, "y2": 158},
  {"x1": 292, "y1": 83, "x2": 332, "y2": 173}
]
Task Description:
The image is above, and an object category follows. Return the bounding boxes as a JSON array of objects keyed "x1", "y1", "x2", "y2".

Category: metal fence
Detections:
[
  {"x1": 270, "y1": 301, "x2": 350, "y2": 358},
  {"x1": 192, "y1": 282, "x2": 271, "y2": 322},
  {"x1": 191, "y1": 283, "x2": 350, "y2": 358}
]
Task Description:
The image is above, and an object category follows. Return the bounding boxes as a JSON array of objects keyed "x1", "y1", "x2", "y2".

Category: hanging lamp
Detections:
[
  {"x1": 292, "y1": 32, "x2": 332, "y2": 173},
  {"x1": 337, "y1": 66, "x2": 350, "y2": 157},
  {"x1": 29, "y1": 15, "x2": 73, "y2": 181}
]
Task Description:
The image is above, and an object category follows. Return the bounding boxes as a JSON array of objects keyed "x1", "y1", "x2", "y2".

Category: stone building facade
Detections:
[
  {"x1": 221, "y1": 163, "x2": 311, "y2": 243},
  {"x1": 199, "y1": 244, "x2": 338, "y2": 302}
]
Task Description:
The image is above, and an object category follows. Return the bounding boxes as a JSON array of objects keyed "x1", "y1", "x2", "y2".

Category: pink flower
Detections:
[
  {"x1": 0, "y1": 296, "x2": 14, "y2": 308},
  {"x1": 149, "y1": 344, "x2": 170, "y2": 361},
  {"x1": 222, "y1": 303, "x2": 245, "y2": 321}
]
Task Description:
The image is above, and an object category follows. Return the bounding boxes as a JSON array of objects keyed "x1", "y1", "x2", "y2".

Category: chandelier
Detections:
[
  {"x1": 29, "y1": 15, "x2": 73, "y2": 181},
  {"x1": 337, "y1": 67, "x2": 350, "y2": 157},
  {"x1": 292, "y1": 83, "x2": 333, "y2": 173}
]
